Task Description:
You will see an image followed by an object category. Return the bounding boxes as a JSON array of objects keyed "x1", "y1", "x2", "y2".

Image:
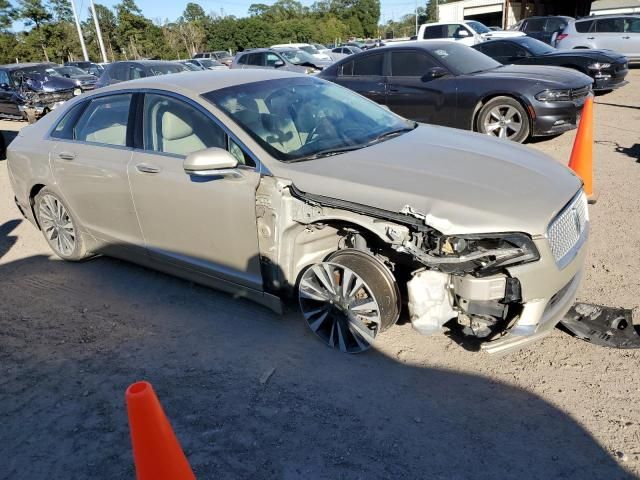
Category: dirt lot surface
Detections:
[{"x1": 1, "y1": 71, "x2": 640, "y2": 480}]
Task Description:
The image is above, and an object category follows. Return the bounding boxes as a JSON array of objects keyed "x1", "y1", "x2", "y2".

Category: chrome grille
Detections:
[{"x1": 547, "y1": 191, "x2": 589, "y2": 267}]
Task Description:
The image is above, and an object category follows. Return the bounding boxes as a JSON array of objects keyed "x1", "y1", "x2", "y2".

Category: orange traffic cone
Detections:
[
  {"x1": 568, "y1": 95, "x2": 597, "y2": 203},
  {"x1": 125, "y1": 381, "x2": 196, "y2": 480}
]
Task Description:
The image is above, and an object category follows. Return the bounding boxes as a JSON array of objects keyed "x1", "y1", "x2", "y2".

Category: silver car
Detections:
[
  {"x1": 7, "y1": 70, "x2": 589, "y2": 355},
  {"x1": 555, "y1": 15, "x2": 640, "y2": 62}
]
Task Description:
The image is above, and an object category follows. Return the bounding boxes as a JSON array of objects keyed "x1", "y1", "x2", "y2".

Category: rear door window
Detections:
[
  {"x1": 575, "y1": 20, "x2": 594, "y2": 33},
  {"x1": 596, "y1": 18, "x2": 625, "y2": 33},
  {"x1": 110, "y1": 64, "x2": 129, "y2": 81},
  {"x1": 0, "y1": 70, "x2": 10, "y2": 86},
  {"x1": 74, "y1": 94, "x2": 132, "y2": 146},
  {"x1": 352, "y1": 54, "x2": 384, "y2": 76},
  {"x1": 246, "y1": 53, "x2": 264, "y2": 66},
  {"x1": 423, "y1": 25, "x2": 445, "y2": 39}
]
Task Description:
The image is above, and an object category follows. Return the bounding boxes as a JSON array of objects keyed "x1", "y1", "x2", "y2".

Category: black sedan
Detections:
[
  {"x1": 473, "y1": 36, "x2": 629, "y2": 91},
  {"x1": 318, "y1": 42, "x2": 594, "y2": 143}
]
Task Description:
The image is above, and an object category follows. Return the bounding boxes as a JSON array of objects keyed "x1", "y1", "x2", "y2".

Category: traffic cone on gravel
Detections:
[
  {"x1": 125, "y1": 381, "x2": 196, "y2": 480},
  {"x1": 569, "y1": 96, "x2": 597, "y2": 204}
]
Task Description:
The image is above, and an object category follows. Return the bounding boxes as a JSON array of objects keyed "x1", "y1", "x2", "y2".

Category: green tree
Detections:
[
  {"x1": 49, "y1": 0, "x2": 73, "y2": 22},
  {"x1": 0, "y1": 0, "x2": 13, "y2": 31},
  {"x1": 183, "y1": 2, "x2": 205, "y2": 23}
]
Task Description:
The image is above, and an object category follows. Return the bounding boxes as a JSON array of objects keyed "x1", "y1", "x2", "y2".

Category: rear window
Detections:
[
  {"x1": 545, "y1": 17, "x2": 568, "y2": 32},
  {"x1": 523, "y1": 18, "x2": 546, "y2": 32},
  {"x1": 352, "y1": 54, "x2": 383, "y2": 76},
  {"x1": 574, "y1": 19, "x2": 593, "y2": 33}
]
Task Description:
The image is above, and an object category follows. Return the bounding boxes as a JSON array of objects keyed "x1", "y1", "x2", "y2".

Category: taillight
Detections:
[{"x1": 556, "y1": 33, "x2": 568, "y2": 42}]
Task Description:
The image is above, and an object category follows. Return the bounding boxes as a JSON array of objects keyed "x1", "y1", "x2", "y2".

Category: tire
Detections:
[
  {"x1": 476, "y1": 96, "x2": 531, "y2": 143},
  {"x1": 298, "y1": 249, "x2": 400, "y2": 353},
  {"x1": 34, "y1": 188, "x2": 91, "y2": 261}
]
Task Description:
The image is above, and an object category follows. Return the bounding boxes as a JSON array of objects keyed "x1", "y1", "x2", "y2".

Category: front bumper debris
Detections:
[{"x1": 560, "y1": 303, "x2": 639, "y2": 348}]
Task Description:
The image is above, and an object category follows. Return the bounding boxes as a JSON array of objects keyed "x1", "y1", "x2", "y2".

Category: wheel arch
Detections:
[
  {"x1": 471, "y1": 93, "x2": 534, "y2": 133},
  {"x1": 28, "y1": 183, "x2": 47, "y2": 230}
]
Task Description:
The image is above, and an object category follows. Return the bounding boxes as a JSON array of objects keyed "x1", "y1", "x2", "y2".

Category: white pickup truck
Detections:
[{"x1": 417, "y1": 20, "x2": 525, "y2": 46}]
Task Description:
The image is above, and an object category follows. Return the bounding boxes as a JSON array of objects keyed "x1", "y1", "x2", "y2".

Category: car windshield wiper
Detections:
[
  {"x1": 367, "y1": 124, "x2": 417, "y2": 145},
  {"x1": 289, "y1": 145, "x2": 365, "y2": 162},
  {"x1": 289, "y1": 123, "x2": 418, "y2": 163}
]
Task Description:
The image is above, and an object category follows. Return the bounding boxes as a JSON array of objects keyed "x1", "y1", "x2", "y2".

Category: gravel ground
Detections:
[{"x1": 1, "y1": 71, "x2": 639, "y2": 480}]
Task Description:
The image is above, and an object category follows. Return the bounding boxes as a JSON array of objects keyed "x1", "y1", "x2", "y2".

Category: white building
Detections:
[{"x1": 590, "y1": 0, "x2": 640, "y2": 15}]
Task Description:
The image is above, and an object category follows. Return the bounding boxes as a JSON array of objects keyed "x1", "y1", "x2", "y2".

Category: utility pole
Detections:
[
  {"x1": 70, "y1": 0, "x2": 89, "y2": 61},
  {"x1": 415, "y1": 0, "x2": 418, "y2": 35},
  {"x1": 90, "y1": 0, "x2": 108, "y2": 63}
]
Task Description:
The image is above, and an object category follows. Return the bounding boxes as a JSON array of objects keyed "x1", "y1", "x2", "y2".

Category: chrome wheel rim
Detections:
[
  {"x1": 38, "y1": 194, "x2": 75, "y2": 256},
  {"x1": 299, "y1": 262, "x2": 381, "y2": 353},
  {"x1": 483, "y1": 105, "x2": 523, "y2": 139}
]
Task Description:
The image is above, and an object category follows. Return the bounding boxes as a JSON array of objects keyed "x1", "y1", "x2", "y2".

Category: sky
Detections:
[{"x1": 70, "y1": 0, "x2": 420, "y2": 24}]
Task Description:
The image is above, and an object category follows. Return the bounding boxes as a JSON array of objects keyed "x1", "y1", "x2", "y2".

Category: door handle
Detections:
[
  {"x1": 587, "y1": 36, "x2": 595, "y2": 39},
  {"x1": 388, "y1": 88, "x2": 400, "y2": 93},
  {"x1": 622, "y1": 36, "x2": 631, "y2": 39},
  {"x1": 136, "y1": 163, "x2": 161, "y2": 174},
  {"x1": 58, "y1": 151, "x2": 76, "y2": 161}
]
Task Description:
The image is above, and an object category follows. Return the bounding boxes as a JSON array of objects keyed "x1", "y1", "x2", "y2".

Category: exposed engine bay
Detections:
[{"x1": 255, "y1": 176, "x2": 542, "y2": 353}]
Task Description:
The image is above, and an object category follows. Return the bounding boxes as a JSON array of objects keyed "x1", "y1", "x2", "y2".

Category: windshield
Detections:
[
  {"x1": 299, "y1": 45, "x2": 319, "y2": 55},
  {"x1": 518, "y1": 36, "x2": 555, "y2": 55},
  {"x1": 467, "y1": 21, "x2": 491, "y2": 34},
  {"x1": 56, "y1": 66, "x2": 86, "y2": 76},
  {"x1": 204, "y1": 77, "x2": 414, "y2": 162},
  {"x1": 429, "y1": 43, "x2": 501, "y2": 74},
  {"x1": 148, "y1": 64, "x2": 187, "y2": 75},
  {"x1": 278, "y1": 50, "x2": 317, "y2": 65},
  {"x1": 214, "y1": 51, "x2": 231, "y2": 59},
  {"x1": 200, "y1": 59, "x2": 223, "y2": 68}
]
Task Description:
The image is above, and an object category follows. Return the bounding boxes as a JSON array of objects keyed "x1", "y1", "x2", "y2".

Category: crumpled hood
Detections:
[
  {"x1": 22, "y1": 74, "x2": 77, "y2": 93},
  {"x1": 272, "y1": 125, "x2": 582, "y2": 235},
  {"x1": 473, "y1": 64, "x2": 593, "y2": 88}
]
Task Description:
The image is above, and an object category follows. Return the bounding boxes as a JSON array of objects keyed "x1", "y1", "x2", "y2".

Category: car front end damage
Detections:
[
  {"x1": 15, "y1": 74, "x2": 80, "y2": 123},
  {"x1": 256, "y1": 176, "x2": 589, "y2": 355}
]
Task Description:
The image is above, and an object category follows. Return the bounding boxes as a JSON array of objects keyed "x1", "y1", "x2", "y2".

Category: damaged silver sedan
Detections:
[{"x1": 7, "y1": 70, "x2": 589, "y2": 354}]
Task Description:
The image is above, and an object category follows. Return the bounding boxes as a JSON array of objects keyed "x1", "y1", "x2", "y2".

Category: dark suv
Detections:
[{"x1": 513, "y1": 16, "x2": 573, "y2": 45}]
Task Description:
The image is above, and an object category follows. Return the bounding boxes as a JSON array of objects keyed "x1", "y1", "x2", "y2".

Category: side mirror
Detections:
[
  {"x1": 455, "y1": 29, "x2": 470, "y2": 38},
  {"x1": 183, "y1": 147, "x2": 239, "y2": 177},
  {"x1": 0, "y1": 83, "x2": 9, "y2": 90},
  {"x1": 273, "y1": 60, "x2": 285, "y2": 68},
  {"x1": 422, "y1": 67, "x2": 448, "y2": 81}
]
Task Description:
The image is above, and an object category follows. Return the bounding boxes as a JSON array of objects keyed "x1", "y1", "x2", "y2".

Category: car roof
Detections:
[
  {"x1": 95, "y1": 69, "x2": 303, "y2": 96},
  {"x1": 575, "y1": 13, "x2": 640, "y2": 20},
  {"x1": 0, "y1": 62, "x2": 57, "y2": 70}
]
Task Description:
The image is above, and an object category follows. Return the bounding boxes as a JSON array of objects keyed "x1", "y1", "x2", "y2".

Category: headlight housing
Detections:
[
  {"x1": 535, "y1": 89, "x2": 571, "y2": 102},
  {"x1": 588, "y1": 62, "x2": 610, "y2": 70},
  {"x1": 304, "y1": 67, "x2": 320, "y2": 74},
  {"x1": 73, "y1": 88, "x2": 82, "y2": 96},
  {"x1": 435, "y1": 232, "x2": 540, "y2": 275}
]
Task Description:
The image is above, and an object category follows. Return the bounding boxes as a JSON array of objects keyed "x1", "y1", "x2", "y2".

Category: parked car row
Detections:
[{"x1": 512, "y1": 14, "x2": 640, "y2": 62}]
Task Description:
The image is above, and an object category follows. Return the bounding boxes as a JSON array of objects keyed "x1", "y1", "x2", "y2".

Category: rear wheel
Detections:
[
  {"x1": 477, "y1": 96, "x2": 530, "y2": 143},
  {"x1": 298, "y1": 249, "x2": 400, "y2": 353},
  {"x1": 34, "y1": 188, "x2": 90, "y2": 261}
]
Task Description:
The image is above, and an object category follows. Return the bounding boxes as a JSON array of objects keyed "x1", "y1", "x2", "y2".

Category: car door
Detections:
[
  {"x1": 446, "y1": 24, "x2": 476, "y2": 46},
  {"x1": 49, "y1": 93, "x2": 144, "y2": 247},
  {"x1": 385, "y1": 50, "x2": 452, "y2": 125},
  {"x1": 242, "y1": 52, "x2": 266, "y2": 70},
  {"x1": 622, "y1": 17, "x2": 640, "y2": 59},
  {"x1": 593, "y1": 17, "x2": 627, "y2": 53},
  {"x1": 127, "y1": 92, "x2": 263, "y2": 289},
  {"x1": 334, "y1": 52, "x2": 386, "y2": 105},
  {"x1": 0, "y1": 69, "x2": 19, "y2": 116}
]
